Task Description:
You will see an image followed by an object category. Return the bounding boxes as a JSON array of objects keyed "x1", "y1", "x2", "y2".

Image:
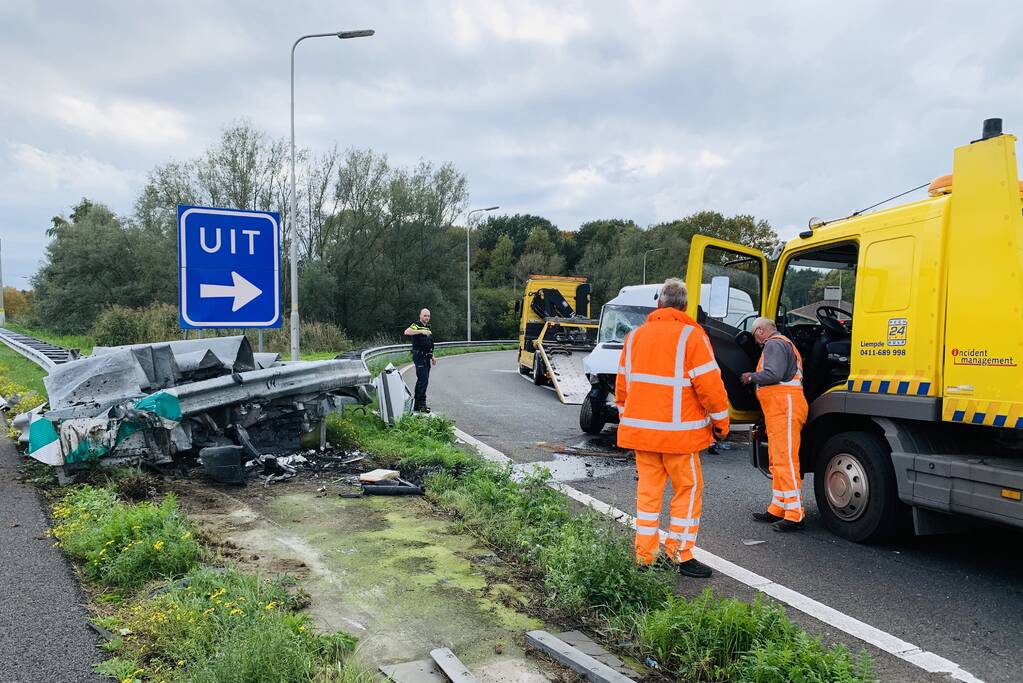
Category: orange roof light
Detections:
[{"x1": 928, "y1": 173, "x2": 1023, "y2": 196}]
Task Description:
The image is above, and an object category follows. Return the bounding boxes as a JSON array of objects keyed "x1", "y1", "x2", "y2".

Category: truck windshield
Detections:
[{"x1": 598, "y1": 305, "x2": 651, "y2": 344}]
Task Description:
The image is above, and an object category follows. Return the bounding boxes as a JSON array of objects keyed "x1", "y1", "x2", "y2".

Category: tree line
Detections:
[{"x1": 28, "y1": 121, "x2": 782, "y2": 342}]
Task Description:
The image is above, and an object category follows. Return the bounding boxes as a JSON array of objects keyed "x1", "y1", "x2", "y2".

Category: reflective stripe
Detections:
[
  {"x1": 672, "y1": 326, "x2": 694, "y2": 424},
  {"x1": 688, "y1": 360, "x2": 720, "y2": 378},
  {"x1": 635, "y1": 525, "x2": 659, "y2": 536},
  {"x1": 667, "y1": 531, "x2": 698, "y2": 542},
  {"x1": 628, "y1": 372, "x2": 691, "y2": 388},
  {"x1": 636, "y1": 510, "x2": 659, "y2": 521},
  {"x1": 616, "y1": 405, "x2": 624, "y2": 414},
  {"x1": 670, "y1": 516, "x2": 700, "y2": 527},
  {"x1": 618, "y1": 365, "x2": 626, "y2": 374},
  {"x1": 709, "y1": 409, "x2": 729, "y2": 421},
  {"x1": 624, "y1": 331, "x2": 635, "y2": 392},
  {"x1": 620, "y1": 416, "x2": 710, "y2": 431},
  {"x1": 777, "y1": 378, "x2": 802, "y2": 387},
  {"x1": 773, "y1": 488, "x2": 801, "y2": 498},
  {"x1": 775, "y1": 500, "x2": 803, "y2": 510}
]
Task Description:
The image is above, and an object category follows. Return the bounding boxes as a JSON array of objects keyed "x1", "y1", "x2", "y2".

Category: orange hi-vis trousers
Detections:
[
  {"x1": 634, "y1": 450, "x2": 703, "y2": 564},
  {"x1": 758, "y1": 385, "x2": 809, "y2": 522}
]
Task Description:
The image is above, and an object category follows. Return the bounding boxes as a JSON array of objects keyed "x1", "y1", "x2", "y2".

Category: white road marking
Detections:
[{"x1": 452, "y1": 426, "x2": 984, "y2": 683}]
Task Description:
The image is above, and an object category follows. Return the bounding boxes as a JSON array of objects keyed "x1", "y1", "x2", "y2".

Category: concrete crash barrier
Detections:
[{"x1": 12, "y1": 335, "x2": 372, "y2": 476}]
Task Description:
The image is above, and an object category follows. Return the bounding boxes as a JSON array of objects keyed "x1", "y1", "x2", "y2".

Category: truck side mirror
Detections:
[{"x1": 707, "y1": 276, "x2": 730, "y2": 319}]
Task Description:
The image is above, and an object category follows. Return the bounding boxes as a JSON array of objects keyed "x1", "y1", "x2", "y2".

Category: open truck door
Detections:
[{"x1": 684, "y1": 235, "x2": 768, "y2": 424}]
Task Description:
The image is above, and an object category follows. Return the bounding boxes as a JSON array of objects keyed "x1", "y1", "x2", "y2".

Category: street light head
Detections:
[
  {"x1": 338, "y1": 29, "x2": 375, "y2": 39},
  {"x1": 483, "y1": 206, "x2": 500, "y2": 211}
]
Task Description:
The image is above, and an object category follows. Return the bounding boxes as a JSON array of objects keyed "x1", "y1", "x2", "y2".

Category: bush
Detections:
[
  {"x1": 91, "y1": 305, "x2": 148, "y2": 346},
  {"x1": 95, "y1": 567, "x2": 364, "y2": 682},
  {"x1": 50, "y1": 486, "x2": 199, "y2": 587}
]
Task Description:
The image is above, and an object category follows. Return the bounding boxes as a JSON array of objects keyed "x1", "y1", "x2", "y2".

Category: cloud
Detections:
[
  {"x1": 5, "y1": 142, "x2": 137, "y2": 199},
  {"x1": 48, "y1": 94, "x2": 188, "y2": 146}
]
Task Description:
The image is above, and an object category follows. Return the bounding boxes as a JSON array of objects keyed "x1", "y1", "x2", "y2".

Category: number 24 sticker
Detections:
[{"x1": 887, "y1": 318, "x2": 907, "y2": 347}]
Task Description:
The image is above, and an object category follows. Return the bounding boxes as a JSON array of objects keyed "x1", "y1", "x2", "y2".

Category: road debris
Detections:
[
  {"x1": 9, "y1": 335, "x2": 372, "y2": 481},
  {"x1": 359, "y1": 468, "x2": 400, "y2": 483},
  {"x1": 742, "y1": 539, "x2": 766, "y2": 546}
]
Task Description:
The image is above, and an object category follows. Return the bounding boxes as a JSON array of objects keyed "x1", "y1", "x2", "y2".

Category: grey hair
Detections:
[
  {"x1": 752, "y1": 317, "x2": 777, "y2": 334},
  {"x1": 658, "y1": 278, "x2": 688, "y2": 310}
]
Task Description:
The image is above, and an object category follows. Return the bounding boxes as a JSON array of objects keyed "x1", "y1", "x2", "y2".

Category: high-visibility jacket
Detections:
[{"x1": 615, "y1": 307, "x2": 730, "y2": 454}]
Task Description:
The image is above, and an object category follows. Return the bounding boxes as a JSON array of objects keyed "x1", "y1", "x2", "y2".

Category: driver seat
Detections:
[{"x1": 805, "y1": 334, "x2": 852, "y2": 400}]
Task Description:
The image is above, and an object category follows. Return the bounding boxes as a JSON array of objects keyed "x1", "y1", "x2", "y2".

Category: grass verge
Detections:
[
  {"x1": 327, "y1": 410, "x2": 874, "y2": 682},
  {"x1": 46, "y1": 484, "x2": 373, "y2": 681}
]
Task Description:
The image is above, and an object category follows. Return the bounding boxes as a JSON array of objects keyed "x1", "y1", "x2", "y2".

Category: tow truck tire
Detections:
[
  {"x1": 532, "y1": 355, "x2": 547, "y2": 386},
  {"x1": 579, "y1": 395, "x2": 606, "y2": 434},
  {"x1": 814, "y1": 431, "x2": 900, "y2": 543}
]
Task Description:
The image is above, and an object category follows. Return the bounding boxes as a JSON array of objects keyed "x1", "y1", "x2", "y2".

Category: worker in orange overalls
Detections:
[
  {"x1": 616, "y1": 278, "x2": 730, "y2": 578},
  {"x1": 741, "y1": 317, "x2": 809, "y2": 532}
]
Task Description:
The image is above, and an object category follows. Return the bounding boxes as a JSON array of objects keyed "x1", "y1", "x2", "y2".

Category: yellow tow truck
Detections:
[
  {"x1": 685, "y1": 118, "x2": 1023, "y2": 541},
  {"x1": 515, "y1": 275, "x2": 598, "y2": 404}
]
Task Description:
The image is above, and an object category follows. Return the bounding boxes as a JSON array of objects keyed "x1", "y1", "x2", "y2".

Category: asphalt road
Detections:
[
  {"x1": 418, "y1": 351, "x2": 1022, "y2": 683},
  {"x1": 0, "y1": 428, "x2": 103, "y2": 681}
]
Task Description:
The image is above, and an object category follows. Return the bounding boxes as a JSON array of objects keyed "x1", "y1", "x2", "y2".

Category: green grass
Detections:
[
  {"x1": 329, "y1": 408, "x2": 874, "y2": 682},
  {"x1": 94, "y1": 567, "x2": 371, "y2": 682},
  {"x1": 47, "y1": 484, "x2": 371, "y2": 681},
  {"x1": 0, "y1": 342, "x2": 48, "y2": 398},
  {"x1": 49, "y1": 486, "x2": 200, "y2": 588}
]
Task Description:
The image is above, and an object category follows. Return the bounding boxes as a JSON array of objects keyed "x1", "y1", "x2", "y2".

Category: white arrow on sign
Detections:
[{"x1": 199, "y1": 271, "x2": 262, "y2": 312}]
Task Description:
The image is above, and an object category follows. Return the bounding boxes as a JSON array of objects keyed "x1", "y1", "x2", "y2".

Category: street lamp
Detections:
[
  {"x1": 465, "y1": 205, "x2": 500, "y2": 341},
  {"x1": 642, "y1": 247, "x2": 667, "y2": 285},
  {"x1": 289, "y1": 29, "x2": 374, "y2": 361}
]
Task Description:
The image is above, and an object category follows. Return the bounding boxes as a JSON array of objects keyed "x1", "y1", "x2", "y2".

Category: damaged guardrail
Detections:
[{"x1": 0, "y1": 327, "x2": 79, "y2": 369}]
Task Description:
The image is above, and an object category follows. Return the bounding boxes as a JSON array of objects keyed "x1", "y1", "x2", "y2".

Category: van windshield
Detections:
[{"x1": 598, "y1": 305, "x2": 652, "y2": 344}]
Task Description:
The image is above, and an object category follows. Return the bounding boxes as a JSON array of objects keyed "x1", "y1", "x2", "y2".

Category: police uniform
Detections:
[{"x1": 409, "y1": 320, "x2": 434, "y2": 411}]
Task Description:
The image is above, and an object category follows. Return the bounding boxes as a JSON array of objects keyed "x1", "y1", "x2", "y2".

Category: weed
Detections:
[
  {"x1": 50, "y1": 486, "x2": 199, "y2": 588},
  {"x1": 107, "y1": 467, "x2": 161, "y2": 502},
  {"x1": 95, "y1": 567, "x2": 365, "y2": 682}
]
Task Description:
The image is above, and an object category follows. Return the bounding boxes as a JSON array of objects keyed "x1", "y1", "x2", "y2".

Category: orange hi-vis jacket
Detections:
[{"x1": 615, "y1": 308, "x2": 730, "y2": 454}]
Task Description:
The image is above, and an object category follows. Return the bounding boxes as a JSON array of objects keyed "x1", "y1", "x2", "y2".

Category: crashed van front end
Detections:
[{"x1": 14, "y1": 336, "x2": 371, "y2": 479}]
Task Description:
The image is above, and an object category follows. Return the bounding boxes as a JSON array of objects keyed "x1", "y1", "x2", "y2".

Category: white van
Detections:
[{"x1": 579, "y1": 281, "x2": 758, "y2": 434}]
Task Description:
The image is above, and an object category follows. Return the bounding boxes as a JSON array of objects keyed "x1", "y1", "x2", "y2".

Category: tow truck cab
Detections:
[{"x1": 686, "y1": 120, "x2": 1023, "y2": 542}]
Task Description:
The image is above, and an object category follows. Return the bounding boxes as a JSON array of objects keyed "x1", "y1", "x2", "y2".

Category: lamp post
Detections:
[
  {"x1": 642, "y1": 247, "x2": 667, "y2": 284},
  {"x1": 289, "y1": 29, "x2": 374, "y2": 361},
  {"x1": 465, "y1": 206, "x2": 499, "y2": 341}
]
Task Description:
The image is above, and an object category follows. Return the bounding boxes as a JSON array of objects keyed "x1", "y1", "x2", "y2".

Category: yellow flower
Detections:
[
  {"x1": 229, "y1": 608, "x2": 244, "y2": 616},
  {"x1": 153, "y1": 540, "x2": 164, "y2": 551},
  {"x1": 298, "y1": 625, "x2": 306, "y2": 632},
  {"x1": 264, "y1": 601, "x2": 277, "y2": 610},
  {"x1": 180, "y1": 531, "x2": 192, "y2": 540},
  {"x1": 177, "y1": 660, "x2": 185, "y2": 667}
]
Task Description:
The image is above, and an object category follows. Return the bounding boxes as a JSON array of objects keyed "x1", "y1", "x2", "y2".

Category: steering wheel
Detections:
[{"x1": 816, "y1": 306, "x2": 851, "y2": 338}]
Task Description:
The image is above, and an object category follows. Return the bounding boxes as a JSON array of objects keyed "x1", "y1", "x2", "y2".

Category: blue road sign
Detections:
[{"x1": 178, "y1": 205, "x2": 281, "y2": 329}]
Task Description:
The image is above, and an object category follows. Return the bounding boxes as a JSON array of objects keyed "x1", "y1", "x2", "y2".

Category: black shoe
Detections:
[
  {"x1": 751, "y1": 511, "x2": 784, "y2": 524},
  {"x1": 771, "y1": 519, "x2": 804, "y2": 533},
  {"x1": 413, "y1": 404, "x2": 431, "y2": 413},
  {"x1": 675, "y1": 558, "x2": 713, "y2": 578}
]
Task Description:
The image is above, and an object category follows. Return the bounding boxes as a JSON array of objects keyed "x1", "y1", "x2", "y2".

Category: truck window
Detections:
[
  {"x1": 777, "y1": 242, "x2": 858, "y2": 399},
  {"x1": 598, "y1": 305, "x2": 650, "y2": 344},
  {"x1": 698, "y1": 246, "x2": 762, "y2": 328}
]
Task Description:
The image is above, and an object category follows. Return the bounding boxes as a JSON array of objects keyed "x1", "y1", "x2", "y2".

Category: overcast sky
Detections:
[{"x1": 2, "y1": 1, "x2": 1022, "y2": 285}]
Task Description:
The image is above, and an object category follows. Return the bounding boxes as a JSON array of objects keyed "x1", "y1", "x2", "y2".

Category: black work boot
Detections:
[
  {"x1": 751, "y1": 511, "x2": 784, "y2": 523},
  {"x1": 676, "y1": 558, "x2": 713, "y2": 578},
  {"x1": 772, "y1": 519, "x2": 804, "y2": 533}
]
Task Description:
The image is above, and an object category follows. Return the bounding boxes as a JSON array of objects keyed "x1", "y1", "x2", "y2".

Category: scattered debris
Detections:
[
  {"x1": 430, "y1": 647, "x2": 479, "y2": 683},
  {"x1": 9, "y1": 336, "x2": 372, "y2": 481},
  {"x1": 379, "y1": 659, "x2": 448, "y2": 683},
  {"x1": 360, "y1": 469, "x2": 400, "y2": 483},
  {"x1": 375, "y1": 363, "x2": 412, "y2": 424},
  {"x1": 362, "y1": 479, "x2": 425, "y2": 496},
  {"x1": 525, "y1": 630, "x2": 636, "y2": 683},
  {"x1": 742, "y1": 539, "x2": 766, "y2": 546}
]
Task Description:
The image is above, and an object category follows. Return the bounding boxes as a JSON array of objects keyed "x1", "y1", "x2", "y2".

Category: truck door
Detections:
[{"x1": 684, "y1": 235, "x2": 768, "y2": 423}]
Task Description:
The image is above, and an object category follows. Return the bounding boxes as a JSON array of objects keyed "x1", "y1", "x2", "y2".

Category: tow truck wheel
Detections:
[
  {"x1": 532, "y1": 355, "x2": 547, "y2": 386},
  {"x1": 579, "y1": 395, "x2": 606, "y2": 434},
  {"x1": 814, "y1": 431, "x2": 900, "y2": 543}
]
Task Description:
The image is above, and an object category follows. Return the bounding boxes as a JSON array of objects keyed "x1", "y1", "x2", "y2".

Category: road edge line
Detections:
[{"x1": 452, "y1": 426, "x2": 983, "y2": 683}]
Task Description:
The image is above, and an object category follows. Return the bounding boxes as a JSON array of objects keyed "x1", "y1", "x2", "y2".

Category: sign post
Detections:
[{"x1": 178, "y1": 205, "x2": 282, "y2": 329}]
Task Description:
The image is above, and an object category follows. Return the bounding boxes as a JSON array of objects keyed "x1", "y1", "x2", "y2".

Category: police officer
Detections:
[{"x1": 404, "y1": 308, "x2": 437, "y2": 413}]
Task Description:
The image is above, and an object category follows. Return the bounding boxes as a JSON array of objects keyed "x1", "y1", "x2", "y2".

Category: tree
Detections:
[
  {"x1": 2, "y1": 287, "x2": 32, "y2": 322},
  {"x1": 483, "y1": 234, "x2": 516, "y2": 288},
  {"x1": 476, "y1": 214, "x2": 560, "y2": 258},
  {"x1": 516, "y1": 226, "x2": 565, "y2": 282},
  {"x1": 32, "y1": 199, "x2": 146, "y2": 333},
  {"x1": 655, "y1": 211, "x2": 780, "y2": 253}
]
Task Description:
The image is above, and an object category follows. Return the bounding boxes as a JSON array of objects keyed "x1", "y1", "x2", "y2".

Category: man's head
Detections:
[
  {"x1": 751, "y1": 317, "x2": 777, "y2": 345},
  {"x1": 657, "y1": 278, "x2": 688, "y2": 311},
  {"x1": 420, "y1": 308, "x2": 431, "y2": 324}
]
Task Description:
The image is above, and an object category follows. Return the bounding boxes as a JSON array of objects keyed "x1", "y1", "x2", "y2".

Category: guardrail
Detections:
[
  {"x1": 0, "y1": 327, "x2": 78, "y2": 370},
  {"x1": 359, "y1": 339, "x2": 516, "y2": 365}
]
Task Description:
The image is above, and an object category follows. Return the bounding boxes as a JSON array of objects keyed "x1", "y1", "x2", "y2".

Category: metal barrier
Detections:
[
  {"x1": 359, "y1": 339, "x2": 515, "y2": 365},
  {"x1": 0, "y1": 327, "x2": 78, "y2": 369}
]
